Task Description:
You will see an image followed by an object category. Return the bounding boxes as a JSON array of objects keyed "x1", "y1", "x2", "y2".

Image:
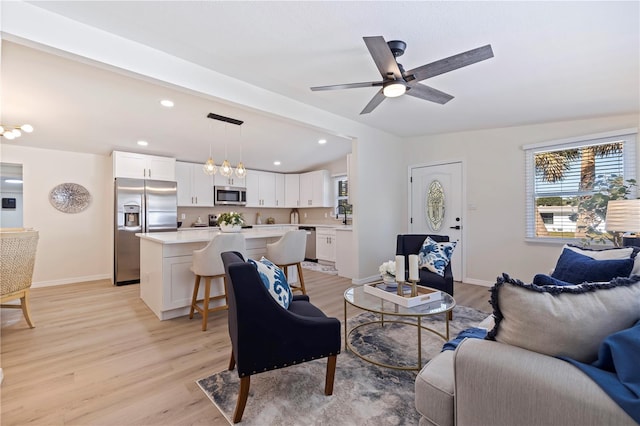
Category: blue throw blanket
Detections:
[
  {"x1": 441, "y1": 327, "x2": 487, "y2": 352},
  {"x1": 561, "y1": 320, "x2": 640, "y2": 423}
]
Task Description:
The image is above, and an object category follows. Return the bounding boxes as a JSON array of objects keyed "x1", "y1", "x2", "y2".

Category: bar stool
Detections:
[
  {"x1": 190, "y1": 233, "x2": 246, "y2": 331},
  {"x1": 266, "y1": 230, "x2": 308, "y2": 295}
]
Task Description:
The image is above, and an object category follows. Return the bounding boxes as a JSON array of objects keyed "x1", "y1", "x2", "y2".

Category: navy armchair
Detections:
[
  {"x1": 396, "y1": 234, "x2": 454, "y2": 297},
  {"x1": 221, "y1": 251, "x2": 341, "y2": 423}
]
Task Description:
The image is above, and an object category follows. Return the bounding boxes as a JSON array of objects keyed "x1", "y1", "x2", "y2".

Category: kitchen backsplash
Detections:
[{"x1": 177, "y1": 206, "x2": 346, "y2": 227}]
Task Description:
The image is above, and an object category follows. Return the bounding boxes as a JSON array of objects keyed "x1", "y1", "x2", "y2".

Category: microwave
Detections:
[{"x1": 214, "y1": 186, "x2": 247, "y2": 206}]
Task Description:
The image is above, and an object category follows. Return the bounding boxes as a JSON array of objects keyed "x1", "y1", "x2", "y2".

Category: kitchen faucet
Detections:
[{"x1": 336, "y1": 204, "x2": 350, "y2": 225}]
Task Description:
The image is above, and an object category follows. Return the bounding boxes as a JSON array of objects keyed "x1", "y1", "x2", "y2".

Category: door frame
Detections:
[{"x1": 408, "y1": 159, "x2": 466, "y2": 283}]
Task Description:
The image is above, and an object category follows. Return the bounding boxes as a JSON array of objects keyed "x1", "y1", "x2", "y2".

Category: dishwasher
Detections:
[{"x1": 298, "y1": 226, "x2": 316, "y2": 262}]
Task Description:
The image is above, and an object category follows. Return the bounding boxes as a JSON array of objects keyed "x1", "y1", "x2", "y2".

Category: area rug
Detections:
[
  {"x1": 301, "y1": 261, "x2": 338, "y2": 275},
  {"x1": 197, "y1": 305, "x2": 489, "y2": 425}
]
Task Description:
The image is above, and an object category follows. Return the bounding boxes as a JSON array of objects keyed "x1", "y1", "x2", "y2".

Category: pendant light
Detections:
[
  {"x1": 202, "y1": 143, "x2": 217, "y2": 175},
  {"x1": 219, "y1": 124, "x2": 233, "y2": 178},
  {"x1": 235, "y1": 124, "x2": 247, "y2": 179}
]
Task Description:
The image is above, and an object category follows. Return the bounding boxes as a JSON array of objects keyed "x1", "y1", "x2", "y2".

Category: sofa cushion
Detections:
[
  {"x1": 486, "y1": 273, "x2": 640, "y2": 363},
  {"x1": 415, "y1": 350, "x2": 455, "y2": 426},
  {"x1": 418, "y1": 236, "x2": 456, "y2": 277},
  {"x1": 551, "y1": 248, "x2": 634, "y2": 284}
]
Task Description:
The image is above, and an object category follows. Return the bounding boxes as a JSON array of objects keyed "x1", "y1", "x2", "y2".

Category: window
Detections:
[
  {"x1": 524, "y1": 130, "x2": 637, "y2": 241},
  {"x1": 333, "y1": 175, "x2": 352, "y2": 218}
]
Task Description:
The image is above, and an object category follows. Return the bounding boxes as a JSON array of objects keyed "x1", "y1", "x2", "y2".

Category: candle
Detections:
[
  {"x1": 395, "y1": 255, "x2": 405, "y2": 283},
  {"x1": 409, "y1": 255, "x2": 419, "y2": 281}
]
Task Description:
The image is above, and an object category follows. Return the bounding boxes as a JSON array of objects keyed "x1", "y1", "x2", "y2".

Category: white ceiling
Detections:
[{"x1": 2, "y1": 1, "x2": 639, "y2": 173}]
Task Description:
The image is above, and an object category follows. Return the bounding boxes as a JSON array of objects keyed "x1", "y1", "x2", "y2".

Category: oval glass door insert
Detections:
[{"x1": 426, "y1": 180, "x2": 445, "y2": 231}]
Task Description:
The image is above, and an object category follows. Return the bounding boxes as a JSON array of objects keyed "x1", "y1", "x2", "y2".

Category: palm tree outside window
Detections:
[{"x1": 524, "y1": 130, "x2": 637, "y2": 242}]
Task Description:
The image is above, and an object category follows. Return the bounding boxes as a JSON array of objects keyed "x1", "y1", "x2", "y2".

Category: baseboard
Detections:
[
  {"x1": 463, "y1": 278, "x2": 494, "y2": 287},
  {"x1": 351, "y1": 275, "x2": 382, "y2": 285},
  {"x1": 32, "y1": 274, "x2": 112, "y2": 288}
]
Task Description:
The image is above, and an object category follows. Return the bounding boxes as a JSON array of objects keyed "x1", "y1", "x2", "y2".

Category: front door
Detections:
[{"x1": 410, "y1": 162, "x2": 463, "y2": 281}]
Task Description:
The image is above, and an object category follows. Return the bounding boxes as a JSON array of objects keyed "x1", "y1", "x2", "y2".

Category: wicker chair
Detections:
[{"x1": 1, "y1": 228, "x2": 39, "y2": 328}]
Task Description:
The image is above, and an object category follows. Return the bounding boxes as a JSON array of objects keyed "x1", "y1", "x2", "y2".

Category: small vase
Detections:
[
  {"x1": 382, "y1": 274, "x2": 395, "y2": 284},
  {"x1": 220, "y1": 223, "x2": 242, "y2": 233}
]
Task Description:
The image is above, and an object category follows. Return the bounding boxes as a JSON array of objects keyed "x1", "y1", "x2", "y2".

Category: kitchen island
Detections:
[{"x1": 137, "y1": 227, "x2": 297, "y2": 320}]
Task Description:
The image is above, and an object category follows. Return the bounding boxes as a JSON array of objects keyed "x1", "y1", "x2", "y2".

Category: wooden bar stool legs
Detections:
[
  {"x1": 278, "y1": 262, "x2": 307, "y2": 295},
  {"x1": 189, "y1": 273, "x2": 228, "y2": 331}
]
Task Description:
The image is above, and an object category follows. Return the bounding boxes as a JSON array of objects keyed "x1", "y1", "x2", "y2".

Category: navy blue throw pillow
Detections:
[
  {"x1": 533, "y1": 273, "x2": 574, "y2": 286},
  {"x1": 551, "y1": 248, "x2": 634, "y2": 284}
]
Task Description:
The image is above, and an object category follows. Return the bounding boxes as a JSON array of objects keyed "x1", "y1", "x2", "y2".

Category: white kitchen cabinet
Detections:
[
  {"x1": 285, "y1": 174, "x2": 300, "y2": 208},
  {"x1": 274, "y1": 173, "x2": 285, "y2": 208},
  {"x1": 113, "y1": 151, "x2": 175, "y2": 181},
  {"x1": 299, "y1": 170, "x2": 331, "y2": 207},
  {"x1": 214, "y1": 174, "x2": 245, "y2": 188},
  {"x1": 246, "y1": 170, "x2": 276, "y2": 207},
  {"x1": 175, "y1": 161, "x2": 214, "y2": 207},
  {"x1": 335, "y1": 229, "x2": 354, "y2": 279},
  {"x1": 316, "y1": 228, "x2": 336, "y2": 262}
]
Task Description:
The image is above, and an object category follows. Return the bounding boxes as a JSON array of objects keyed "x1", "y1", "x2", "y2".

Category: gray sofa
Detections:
[{"x1": 415, "y1": 314, "x2": 636, "y2": 426}]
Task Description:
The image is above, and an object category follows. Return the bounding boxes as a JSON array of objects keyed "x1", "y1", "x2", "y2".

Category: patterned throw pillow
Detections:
[
  {"x1": 418, "y1": 236, "x2": 457, "y2": 277},
  {"x1": 248, "y1": 257, "x2": 293, "y2": 309}
]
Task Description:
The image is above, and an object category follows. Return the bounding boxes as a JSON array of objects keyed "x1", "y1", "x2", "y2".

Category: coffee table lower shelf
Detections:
[
  {"x1": 343, "y1": 285, "x2": 455, "y2": 371},
  {"x1": 344, "y1": 315, "x2": 449, "y2": 371}
]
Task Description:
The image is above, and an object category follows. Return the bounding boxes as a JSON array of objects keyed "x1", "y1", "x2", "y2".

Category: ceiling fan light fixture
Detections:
[{"x1": 383, "y1": 82, "x2": 406, "y2": 98}]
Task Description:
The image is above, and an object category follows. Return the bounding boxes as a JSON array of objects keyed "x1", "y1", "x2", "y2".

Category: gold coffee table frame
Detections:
[{"x1": 343, "y1": 284, "x2": 456, "y2": 371}]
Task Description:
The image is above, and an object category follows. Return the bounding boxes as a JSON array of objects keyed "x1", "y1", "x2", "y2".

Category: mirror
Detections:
[{"x1": 0, "y1": 163, "x2": 24, "y2": 228}]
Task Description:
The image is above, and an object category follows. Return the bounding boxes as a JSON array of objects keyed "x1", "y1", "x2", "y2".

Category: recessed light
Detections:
[
  {"x1": 137, "y1": 140, "x2": 149, "y2": 146},
  {"x1": 273, "y1": 161, "x2": 281, "y2": 166},
  {"x1": 4, "y1": 179, "x2": 22, "y2": 184},
  {"x1": 318, "y1": 139, "x2": 327, "y2": 144},
  {"x1": 160, "y1": 99, "x2": 174, "y2": 108}
]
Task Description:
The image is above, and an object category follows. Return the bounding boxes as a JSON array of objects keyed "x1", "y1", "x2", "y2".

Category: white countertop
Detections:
[{"x1": 137, "y1": 228, "x2": 292, "y2": 244}]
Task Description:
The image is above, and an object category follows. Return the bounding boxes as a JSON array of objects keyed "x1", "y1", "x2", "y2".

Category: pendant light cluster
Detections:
[
  {"x1": 1, "y1": 123, "x2": 34, "y2": 140},
  {"x1": 204, "y1": 112, "x2": 246, "y2": 179}
]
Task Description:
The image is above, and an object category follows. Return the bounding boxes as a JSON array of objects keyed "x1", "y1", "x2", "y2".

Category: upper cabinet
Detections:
[
  {"x1": 113, "y1": 151, "x2": 176, "y2": 181},
  {"x1": 246, "y1": 170, "x2": 276, "y2": 207},
  {"x1": 214, "y1": 174, "x2": 245, "y2": 188},
  {"x1": 274, "y1": 173, "x2": 285, "y2": 208},
  {"x1": 285, "y1": 174, "x2": 300, "y2": 208},
  {"x1": 175, "y1": 161, "x2": 214, "y2": 207},
  {"x1": 299, "y1": 170, "x2": 331, "y2": 207}
]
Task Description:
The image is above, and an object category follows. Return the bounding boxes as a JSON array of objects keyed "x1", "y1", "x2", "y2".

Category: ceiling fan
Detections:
[{"x1": 310, "y1": 36, "x2": 494, "y2": 114}]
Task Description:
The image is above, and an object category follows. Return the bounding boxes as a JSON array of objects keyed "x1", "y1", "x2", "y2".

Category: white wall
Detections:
[
  {"x1": 405, "y1": 113, "x2": 640, "y2": 285},
  {"x1": 0, "y1": 145, "x2": 112, "y2": 286}
]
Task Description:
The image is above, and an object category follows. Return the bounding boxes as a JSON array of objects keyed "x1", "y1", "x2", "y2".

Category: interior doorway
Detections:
[{"x1": 410, "y1": 162, "x2": 463, "y2": 281}]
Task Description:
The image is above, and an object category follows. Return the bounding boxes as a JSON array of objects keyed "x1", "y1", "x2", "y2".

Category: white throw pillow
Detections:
[{"x1": 486, "y1": 273, "x2": 640, "y2": 363}]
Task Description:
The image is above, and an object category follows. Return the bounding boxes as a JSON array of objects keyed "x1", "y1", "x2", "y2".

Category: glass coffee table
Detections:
[{"x1": 344, "y1": 284, "x2": 456, "y2": 371}]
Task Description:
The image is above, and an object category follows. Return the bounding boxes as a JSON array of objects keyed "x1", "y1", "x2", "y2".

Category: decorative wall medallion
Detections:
[
  {"x1": 426, "y1": 180, "x2": 445, "y2": 231},
  {"x1": 49, "y1": 183, "x2": 92, "y2": 213}
]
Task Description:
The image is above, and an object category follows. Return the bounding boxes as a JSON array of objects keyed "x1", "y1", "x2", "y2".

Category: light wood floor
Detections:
[{"x1": 0, "y1": 271, "x2": 491, "y2": 426}]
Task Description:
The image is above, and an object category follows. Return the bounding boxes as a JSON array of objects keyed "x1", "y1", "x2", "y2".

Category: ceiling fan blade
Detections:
[
  {"x1": 310, "y1": 81, "x2": 383, "y2": 91},
  {"x1": 406, "y1": 44, "x2": 494, "y2": 82},
  {"x1": 406, "y1": 83, "x2": 454, "y2": 104},
  {"x1": 360, "y1": 89, "x2": 386, "y2": 114},
  {"x1": 363, "y1": 36, "x2": 402, "y2": 79}
]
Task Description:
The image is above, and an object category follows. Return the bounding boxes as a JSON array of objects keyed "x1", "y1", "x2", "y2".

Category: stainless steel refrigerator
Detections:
[{"x1": 114, "y1": 178, "x2": 177, "y2": 285}]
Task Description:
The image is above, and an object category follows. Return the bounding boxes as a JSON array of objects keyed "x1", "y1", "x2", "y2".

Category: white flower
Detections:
[{"x1": 378, "y1": 260, "x2": 396, "y2": 277}]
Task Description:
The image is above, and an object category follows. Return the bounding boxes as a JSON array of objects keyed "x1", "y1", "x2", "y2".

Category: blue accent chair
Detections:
[
  {"x1": 396, "y1": 234, "x2": 455, "y2": 296},
  {"x1": 221, "y1": 251, "x2": 341, "y2": 423}
]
